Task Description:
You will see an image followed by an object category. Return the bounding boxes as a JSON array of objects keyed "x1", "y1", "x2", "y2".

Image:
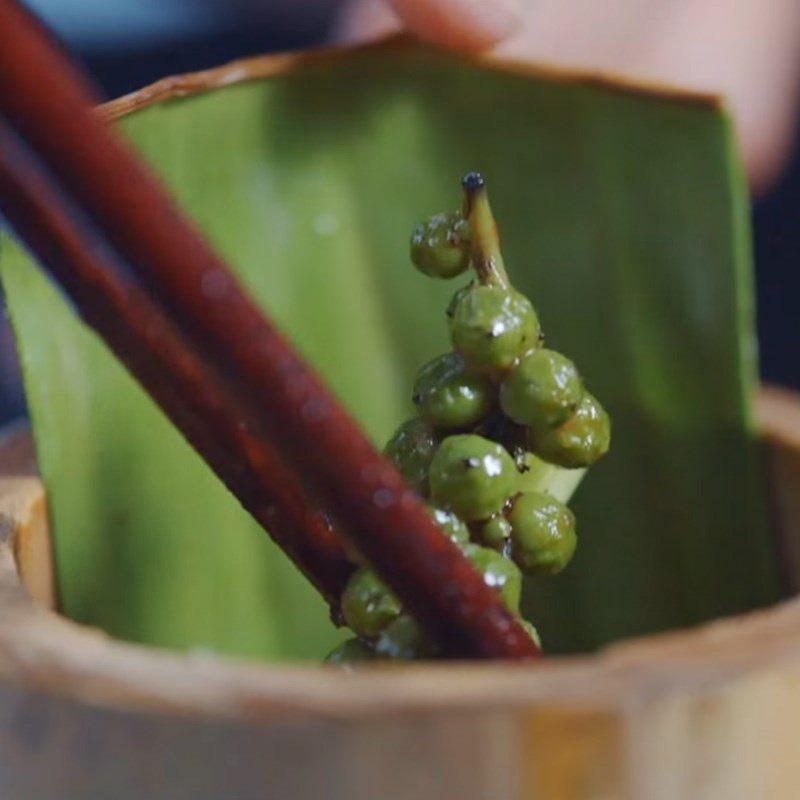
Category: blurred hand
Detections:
[{"x1": 337, "y1": 0, "x2": 800, "y2": 193}]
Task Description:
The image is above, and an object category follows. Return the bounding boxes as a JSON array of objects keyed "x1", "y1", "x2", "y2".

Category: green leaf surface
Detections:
[{"x1": 0, "y1": 42, "x2": 781, "y2": 659}]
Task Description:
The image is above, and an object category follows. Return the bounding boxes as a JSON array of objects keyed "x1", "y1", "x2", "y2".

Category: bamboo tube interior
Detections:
[{"x1": 0, "y1": 386, "x2": 796, "y2": 723}]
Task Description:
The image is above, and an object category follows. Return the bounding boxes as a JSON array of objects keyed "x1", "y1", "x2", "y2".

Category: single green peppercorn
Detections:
[
  {"x1": 520, "y1": 620, "x2": 542, "y2": 649},
  {"x1": 374, "y1": 615, "x2": 435, "y2": 660},
  {"x1": 463, "y1": 543, "x2": 522, "y2": 611},
  {"x1": 412, "y1": 352, "x2": 493, "y2": 429},
  {"x1": 324, "y1": 637, "x2": 376, "y2": 665},
  {"x1": 530, "y1": 392, "x2": 611, "y2": 468},
  {"x1": 508, "y1": 491, "x2": 577, "y2": 575},
  {"x1": 500, "y1": 348, "x2": 584, "y2": 428},
  {"x1": 384, "y1": 417, "x2": 440, "y2": 495},
  {"x1": 429, "y1": 434, "x2": 518, "y2": 520},
  {"x1": 480, "y1": 514, "x2": 512, "y2": 554},
  {"x1": 341, "y1": 568, "x2": 402, "y2": 637},
  {"x1": 450, "y1": 285, "x2": 541, "y2": 372},
  {"x1": 430, "y1": 506, "x2": 471, "y2": 545},
  {"x1": 410, "y1": 212, "x2": 471, "y2": 278}
]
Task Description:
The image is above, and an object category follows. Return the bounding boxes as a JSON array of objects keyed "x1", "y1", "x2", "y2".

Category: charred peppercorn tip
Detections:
[{"x1": 462, "y1": 172, "x2": 485, "y2": 192}]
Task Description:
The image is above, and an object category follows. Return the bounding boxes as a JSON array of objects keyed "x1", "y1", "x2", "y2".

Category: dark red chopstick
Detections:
[
  {"x1": 0, "y1": 0, "x2": 539, "y2": 659},
  {"x1": 0, "y1": 123, "x2": 353, "y2": 609}
]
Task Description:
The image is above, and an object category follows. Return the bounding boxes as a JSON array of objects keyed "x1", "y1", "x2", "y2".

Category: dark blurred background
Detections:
[{"x1": 1, "y1": 0, "x2": 798, "y2": 424}]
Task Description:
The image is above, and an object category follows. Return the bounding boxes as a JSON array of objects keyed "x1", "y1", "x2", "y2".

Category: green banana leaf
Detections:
[{"x1": 0, "y1": 40, "x2": 781, "y2": 659}]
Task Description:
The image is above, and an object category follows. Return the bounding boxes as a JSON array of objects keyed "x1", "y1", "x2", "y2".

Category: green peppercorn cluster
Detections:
[{"x1": 326, "y1": 173, "x2": 610, "y2": 665}]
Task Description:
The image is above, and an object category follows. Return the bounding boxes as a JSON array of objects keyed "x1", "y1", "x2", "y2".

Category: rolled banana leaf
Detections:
[{"x1": 0, "y1": 38, "x2": 780, "y2": 659}]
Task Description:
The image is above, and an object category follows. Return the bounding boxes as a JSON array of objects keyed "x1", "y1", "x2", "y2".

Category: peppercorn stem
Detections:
[
  {"x1": 461, "y1": 172, "x2": 511, "y2": 288},
  {"x1": 518, "y1": 452, "x2": 586, "y2": 504}
]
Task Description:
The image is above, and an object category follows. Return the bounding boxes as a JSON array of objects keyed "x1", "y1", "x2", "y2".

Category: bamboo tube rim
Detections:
[
  {"x1": 0, "y1": 386, "x2": 796, "y2": 722},
  {"x1": 98, "y1": 35, "x2": 723, "y2": 125}
]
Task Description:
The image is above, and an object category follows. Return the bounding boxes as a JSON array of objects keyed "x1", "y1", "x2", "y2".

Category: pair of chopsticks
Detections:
[{"x1": 0, "y1": 0, "x2": 538, "y2": 659}]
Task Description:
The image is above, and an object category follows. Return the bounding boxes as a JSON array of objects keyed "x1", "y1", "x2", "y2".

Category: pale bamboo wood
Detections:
[{"x1": 0, "y1": 387, "x2": 799, "y2": 798}]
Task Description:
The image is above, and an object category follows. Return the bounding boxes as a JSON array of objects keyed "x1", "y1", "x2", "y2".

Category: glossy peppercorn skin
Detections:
[
  {"x1": 500, "y1": 348, "x2": 583, "y2": 428},
  {"x1": 530, "y1": 392, "x2": 611, "y2": 468},
  {"x1": 324, "y1": 637, "x2": 376, "y2": 664},
  {"x1": 430, "y1": 506, "x2": 471, "y2": 544},
  {"x1": 383, "y1": 417, "x2": 440, "y2": 495},
  {"x1": 375, "y1": 615, "x2": 435, "y2": 659},
  {"x1": 429, "y1": 434, "x2": 518, "y2": 521},
  {"x1": 445, "y1": 282, "x2": 474, "y2": 321},
  {"x1": 410, "y1": 211, "x2": 471, "y2": 279},
  {"x1": 508, "y1": 491, "x2": 577, "y2": 575},
  {"x1": 341, "y1": 568, "x2": 402, "y2": 637},
  {"x1": 450, "y1": 285, "x2": 541, "y2": 373},
  {"x1": 463, "y1": 543, "x2": 522, "y2": 612},
  {"x1": 480, "y1": 514, "x2": 513, "y2": 554},
  {"x1": 413, "y1": 352, "x2": 493, "y2": 429}
]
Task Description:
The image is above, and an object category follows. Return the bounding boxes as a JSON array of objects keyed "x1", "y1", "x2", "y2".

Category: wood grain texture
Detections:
[{"x1": 0, "y1": 387, "x2": 799, "y2": 798}]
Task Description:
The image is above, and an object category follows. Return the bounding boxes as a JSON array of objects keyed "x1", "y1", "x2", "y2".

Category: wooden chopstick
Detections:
[
  {"x1": 0, "y1": 0, "x2": 539, "y2": 659},
  {"x1": 0, "y1": 122, "x2": 354, "y2": 610}
]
